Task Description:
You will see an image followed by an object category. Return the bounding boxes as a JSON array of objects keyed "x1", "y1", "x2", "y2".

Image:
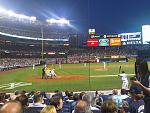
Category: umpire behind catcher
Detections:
[{"x1": 42, "y1": 67, "x2": 46, "y2": 79}]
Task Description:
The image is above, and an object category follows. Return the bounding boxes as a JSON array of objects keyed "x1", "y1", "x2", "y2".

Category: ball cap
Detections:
[{"x1": 130, "y1": 85, "x2": 143, "y2": 94}]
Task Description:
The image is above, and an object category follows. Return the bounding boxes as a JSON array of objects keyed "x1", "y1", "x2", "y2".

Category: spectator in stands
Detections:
[
  {"x1": 29, "y1": 94, "x2": 46, "y2": 107},
  {"x1": 101, "y1": 100, "x2": 119, "y2": 113},
  {"x1": 74, "y1": 100, "x2": 92, "y2": 113},
  {"x1": 0, "y1": 100, "x2": 23, "y2": 113},
  {"x1": 120, "y1": 89, "x2": 129, "y2": 100},
  {"x1": 79, "y1": 92, "x2": 86, "y2": 100},
  {"x1": 11, "y1": 91, "x2": 21, "y2": 100},
  {"x1": 50, "y1": 96, "x2": 63, "y2": 113},
  {"x1": 52, "y1": 90, "x2": 63, "y2": 98},
  {"x1": 0, "y1": 93, "x2": 7, "y2": 106},
  {"x1": 40, "y1": 105, "x2": 57, "y2": 113},
  {"x1": 111, "y1": 89, "x2": 123, "y2": 108},
  {"x1": 65, "y1": 91, "x2": 74, "y2": 101},
  {"x1": 127, "y1": 85, "x2": 145, "y2": 113},
  {"x1": 132, "y1": 59, "x2": 150, "y2": 113},
  {"x1": 73, "y1": 93, "x2": 80, "y2": 101},
  {"x1": 82, "y1": 94, "x2": 100, "y2": 111},
  {"x1": 15, "y1": 95, "x2": 29, "y2": 108}
]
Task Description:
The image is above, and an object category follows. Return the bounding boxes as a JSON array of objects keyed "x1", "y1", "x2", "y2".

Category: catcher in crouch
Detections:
[{"x1": 46, "y1": 68, "x2": 57, "y2": 79}]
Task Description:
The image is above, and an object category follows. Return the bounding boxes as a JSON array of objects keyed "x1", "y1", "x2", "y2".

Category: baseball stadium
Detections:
[{"x1": 0, "y1": 1, "x2": 150, "y2": 113}]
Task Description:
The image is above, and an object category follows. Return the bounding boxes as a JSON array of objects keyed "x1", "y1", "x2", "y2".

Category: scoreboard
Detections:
[{"x1": 87, "y1": 34, "x2": 121, "y2": 47}]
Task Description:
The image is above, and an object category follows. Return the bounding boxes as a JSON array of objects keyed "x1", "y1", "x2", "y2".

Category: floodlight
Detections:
[
  {"x1": 18, "y1": 14, "x2": 28, "y2": 19},
  {"x1": 8, "y1": 11, "x2": 17, "y2": 17},
  {"x1": 0, "y1": 7, "x2": 6, "y2": 13},
  {"x1": 46, "y1": 18, "x2": 70, "y2": 25},
  {"x1": 50, "y1": 18, "x2": 56, "y2": 23},
  {"x1": 29, "y1": 16, "x2": 36, "y2": 21},
  {"x1": 46, "y1": 18, "x2": 55, "y2": 23},
  {"x1": 60, "y1": 18, "x2": 70, "y2": 25}
]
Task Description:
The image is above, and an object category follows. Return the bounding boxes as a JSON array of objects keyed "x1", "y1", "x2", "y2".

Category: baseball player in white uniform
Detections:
[
  {"x1": 118, "y1": 71, "x2": 128, "y2": 90},
  {"x1": 51, "y1": 68, "x2": 57, "y2": 77},
  {"x1": 47, "y1": 69, "x2": 52, "y2": 79}
]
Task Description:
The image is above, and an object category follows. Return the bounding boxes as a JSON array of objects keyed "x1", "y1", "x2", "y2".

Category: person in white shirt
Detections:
[
  {"x1": 118, "y1": 71, "x2": 128, "y2": 90},
  {"x1": 51, "y1": 68, "x2": 57, "y2": 77},
  {"x1": 47, "y1": 69, "x2": 52, "y2": 79},
  {"x1": 29, "y1": 94, "x2": 46, "y2": 107}
]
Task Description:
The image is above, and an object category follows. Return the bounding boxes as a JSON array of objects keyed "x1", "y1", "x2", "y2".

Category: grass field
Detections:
[{"x1": 0, "y1": 61, "x2": 139, "y2": 92}]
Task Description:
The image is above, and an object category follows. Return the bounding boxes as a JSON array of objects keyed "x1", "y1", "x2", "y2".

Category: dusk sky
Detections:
[{"x1": 0, "y1": 0, "x2": 150, "y2": 34}]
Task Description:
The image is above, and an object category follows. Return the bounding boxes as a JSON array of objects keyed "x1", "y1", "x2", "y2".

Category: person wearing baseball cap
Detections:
[{"x1": 128, "y1": 85, "x2": 145, "y2": 113}]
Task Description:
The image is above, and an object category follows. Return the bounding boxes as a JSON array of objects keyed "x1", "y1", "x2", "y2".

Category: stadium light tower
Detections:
[
  {"x1": 0, "y1": 7, "x2": 6, "y2": 13},
  {"x1": 46, "y1": 18, "x2": 70, "y2": 25},
  {"x1": 0, "y1": 7, "x2": 37, "y2": 22}
]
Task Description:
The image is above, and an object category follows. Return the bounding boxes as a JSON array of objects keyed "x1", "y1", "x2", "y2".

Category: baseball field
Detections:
[{"x1": 0, "y1": 61, "x2": 139, "y2": 92}]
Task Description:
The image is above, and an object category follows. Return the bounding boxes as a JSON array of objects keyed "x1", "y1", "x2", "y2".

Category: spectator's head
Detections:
[
  {"x1": 67, "y1": 91, "x2": 73, "y2": 100},
  {"x1": 73, "y1": 93, "x2": 80, "y2": 101},
  {"x1": 40, "y1": 92, "x2": 47, "y2": 98},
  {"x1": 40, "y1": 105, "x2": 57, "y2": 113},
  {"x1": 101, "y1": 100, "x2": 118, "y2": 113},
  {"x1": 79, "y1": 92, "x2": 86, "y2": 100},
  {"x1": 65, "y1": 90, "x2": 69, "y2": 96},
  {"x1": 0, "y1": 93, "x2": 6, "y2": 103},
  {"x1": 136, "y1": 59, "x2": 149, "y2": 77},
  {"x1": 112, "y1": 89, "x2": 118, "y2": 95},
  {"x1": 50, "y1": 96, "x2": 63, "y2": 111},
  {"x1": 20, "y1": 90, "x2": 26, "y2": 95},
  {"x1": 34, "y1": 94, "x2": 44, "y2": 103},
  {"x1": 130, "y1": 85, "x2": 144, "y2": 100},
  {"x1": 82, "y1": 94, "x2": 92, "y2": 106},
  {"x1": 74, "y1": 100, "x2": 91, "y2": 113},
  {"x1": 0, "y1": 100, "x2": 23, "y2": 113},
  {"x1": 14, "y1": 91, "x2": 20, "y2": 96},
  {"x1": 122, "y1": 71, "x2": 125, "y2": 73},
  {"x1": 121, "y1": 89, "x2": 128, "y2": 95},
  {"x1": 15, "y1": 95, "x2": 28, "y2": 108}
]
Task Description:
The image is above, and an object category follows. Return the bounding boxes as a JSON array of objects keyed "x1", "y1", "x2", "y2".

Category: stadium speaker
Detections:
[
  {"x1": 137, "y1": 50, "x2": 150, "y2": 58},
  {"x1": 40, "y1": 60, "x2": 46, "y2": 65}
]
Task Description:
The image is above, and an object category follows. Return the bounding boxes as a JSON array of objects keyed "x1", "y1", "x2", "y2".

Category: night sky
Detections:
[{"x1": 0, "y1": 0, "x2": 150, "y2": 34}]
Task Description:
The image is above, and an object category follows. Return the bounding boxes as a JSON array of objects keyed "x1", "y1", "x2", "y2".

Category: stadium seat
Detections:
[
  {"x1": 23, "y1": 107, "x2": 43, "y2": 113},
  {"x1": 92, "y1": 109, "x2": 101, "y2": 113},
  {"x1": 62, "y1": 101, "x2": 76, "y2": 113}
]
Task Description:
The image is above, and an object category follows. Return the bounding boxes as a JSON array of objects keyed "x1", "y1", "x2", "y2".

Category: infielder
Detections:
[{"x1": 118, "y1": 71, "x2": 128, "y2": 90}]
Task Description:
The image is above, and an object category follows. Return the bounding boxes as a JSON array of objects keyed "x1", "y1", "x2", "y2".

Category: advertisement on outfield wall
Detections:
[
  {"x1": 142, "y1": 25, "x2": 150, "y2": 44},
  {"x1": 119, "y1": 32, "x2": 142, "y2": 45}
]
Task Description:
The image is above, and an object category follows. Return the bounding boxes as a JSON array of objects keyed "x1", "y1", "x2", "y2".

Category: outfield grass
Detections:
[{"x1": 0, "y1": 62, "x2": 139, "y2": 92}]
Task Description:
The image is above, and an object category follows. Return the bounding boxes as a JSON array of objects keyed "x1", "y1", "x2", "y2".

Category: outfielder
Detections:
[{"x1": 118, "y1": 71, "x2": 128, "y2": 90}]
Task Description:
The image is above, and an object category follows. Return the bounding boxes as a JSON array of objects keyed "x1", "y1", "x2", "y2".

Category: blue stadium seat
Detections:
[
  {"x1": 92, "y1": 109, "x2": 101, "y2": 113},
  {"x1": 62, "y1": 101, "x2": 76, "y2": 113},
  {"x1": 23, "y1": 107, "x2": 43, "y2": 113}
]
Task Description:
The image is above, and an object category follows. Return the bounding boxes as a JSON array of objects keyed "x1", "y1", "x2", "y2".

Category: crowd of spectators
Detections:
[
  {"x1": 0, "y1": 17, "x2": 74, "y2": 40},
  {"x1": 1, "y1": 44, "x2": 150, "y2": 71},
  {"x1": 0, "y1": 86, "x2": 146, "y2": 113},
  {"x1": 0, "y1": 58, "x2": 40, "y2": 71}
]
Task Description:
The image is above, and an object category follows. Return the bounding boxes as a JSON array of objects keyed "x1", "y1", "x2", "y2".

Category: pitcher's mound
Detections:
[{"x1": 26, "y1": 75, "x2": 88, "y2": 82}]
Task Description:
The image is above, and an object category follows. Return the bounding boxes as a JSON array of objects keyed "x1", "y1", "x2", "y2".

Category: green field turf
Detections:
[{"x1": 0, "y1": 61, "x2": 140, "y2": 92}]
